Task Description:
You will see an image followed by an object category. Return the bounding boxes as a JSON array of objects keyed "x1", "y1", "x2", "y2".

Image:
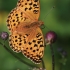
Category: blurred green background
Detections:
[{"x1": 0, "y1": 0, "x2": 70, "y2": 70}]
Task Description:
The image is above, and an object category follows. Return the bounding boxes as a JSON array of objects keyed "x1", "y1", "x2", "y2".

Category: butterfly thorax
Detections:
[{"x1": 24, "y1": 21, "x2": 44, "y2": 28}]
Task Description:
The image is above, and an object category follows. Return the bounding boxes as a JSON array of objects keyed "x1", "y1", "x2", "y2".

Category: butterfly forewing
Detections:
[
  {"x1": 17, "y1": 0, "x2": 40, "y2": 20},
  {"x1": 7, "y1": 7, "x2": 31, "y2": 32}
]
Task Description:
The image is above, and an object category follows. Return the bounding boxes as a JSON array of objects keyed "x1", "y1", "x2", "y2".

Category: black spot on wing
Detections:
[
  {"x1": 37, "y1": 49, "x2": 39, "y2": 51},
  {"x1": 29, "y1": 7, "x2": 32, "y2": 10},
  {"x1": 30, "y1": 47, "x2": 32, "y2": 50},
  {"x1": 24, "y1": 40, "x2": 26, "y2": 44},
  {"x1": 33, "y1": 50, "x2": 35, "y2": 52},
  {"x1": 40, "y1": 44, "x2": 44, "y2": 47},
  {"x1": 34, "y1": 0, "x2": 38, "y2": 2},
  {"x1": 32, "y1": 40, "x2": 36, "y2": 43},
  {"x1": 13, "y1": 23, "x2": 16, "y2": 26},
  {"x1": 25, "y1": 3, "x2": 27, "y2": 5},
  {"x1": 37, "y1": 41, "x2": 41, "y2": 44},
  {"x1": 25, "y1": 34, "x2": 29, "y2": 36},
  {"x1": 19, "y1": 43, "x2": 22, "y2": 46},
  {"x1": 34, "y1": 44, "x2": 38, "y2": 47},
  {"x1": 27, "y1": 0, "x2": 29, "y2": 1},
  {"x1": 36, "y1": 33, "x2": 41, "y2": 38},
  {"x1": 25, "y1": 8, "x2": 28, "y2": 11},
  {"x1": 33, "y1": 10, "x2": 39, "y2": 14},
  {"x1": 26, "y1": 47, "x2": 28, "y2": 49},
  {"x1": 33, "y1": 4, "x2": 39, "y2": 8},
  {"x1": 37, "y1": 37, "x2": 42, "y2": 40},
  {"x1": 15, "y1": 39, "x2": 18, "y2": 42},
  {"x1": 29, "y1": 2, "x2": 32, "y2": 5},
  {"x1": 15, "y1": 14, "x2": 18, "y2": 16},
  {"x1": 12, "y1": 20, "x2": 15, "y2": 22},
  {"x1": 27, "y1": 55, "x2": 29, "y2": 58},
  {"x1": 28, "y1": 42, "x2": 32, "y2": 45},
  {"x1": 15, "y1": 36, "x2": 17, "y2": 38}
]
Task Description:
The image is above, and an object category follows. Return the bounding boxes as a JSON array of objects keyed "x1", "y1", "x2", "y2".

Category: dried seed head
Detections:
[
  {"x1": 45, "y1": 31, "x2": 57, "y2": 45},
  {"x1": 0, "y1": 32, "x2": 9, "y2": 40}
]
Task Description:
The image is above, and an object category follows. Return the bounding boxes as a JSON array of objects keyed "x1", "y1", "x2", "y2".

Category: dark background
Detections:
[{"x1": 0, "y1": 0, "x2": 70, "y2": 70}]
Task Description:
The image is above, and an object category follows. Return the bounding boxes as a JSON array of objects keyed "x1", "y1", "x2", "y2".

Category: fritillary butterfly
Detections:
[{"x1": 7, "y1": 0, "x2": 45, "y2": 64}]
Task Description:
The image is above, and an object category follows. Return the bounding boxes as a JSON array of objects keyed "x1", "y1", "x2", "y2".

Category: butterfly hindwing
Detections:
[
  {"x1": 9, "y1": 26, "x2": 44, "y2": 64},
  {"x1": 22, "y1": 27, "x2": 44, "y2": 63},
  {"x1": 9, "y1": 31, "x2": 29, "y2": 53}
]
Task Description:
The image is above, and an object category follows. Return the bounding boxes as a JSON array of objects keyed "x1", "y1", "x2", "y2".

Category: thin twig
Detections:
[
  {"x1": 50, "y1": 44, "x2": 55, "y2": 70},
  {"x1": 0, "y1": 42, "x2": 39, "y2": 68}
]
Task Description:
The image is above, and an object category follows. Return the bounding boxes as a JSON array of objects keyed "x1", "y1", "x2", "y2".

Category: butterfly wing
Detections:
[
  {"x1": 7, "y1": 0, "x2": 40, "y2": 32},
  {"x1": 9, "y1": 26, "x2": 44, "y2": 63},
  {"x1": 17, "y1": 0, "x2": 40, "y2": 20},
  {"x1": 9, "y1": 33, "x2": 29, "y2": 52},
  {"x1": 7, "y1": 7, "x2": 31, "y2": 32},
  {"x1": 9, "y1": 22, "x2": 35, "y2": 53},
  {"x1": 22, "y1": 27, "x2": 44, "y2": 64}
]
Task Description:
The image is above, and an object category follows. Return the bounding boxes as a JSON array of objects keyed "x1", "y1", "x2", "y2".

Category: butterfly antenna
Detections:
[
  {"x1": 43, "y1": 6, "x2": 55, "y2": 20},
  {"x1": 42, "y1": 6, "x2": 55, "y2": 30}
]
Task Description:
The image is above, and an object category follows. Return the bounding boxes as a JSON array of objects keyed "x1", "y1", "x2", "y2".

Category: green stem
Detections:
[
  {"x1": 60, "y1": 63, "x2": 63, "y2": 70},
  {"x1": 42, "y1": 59, "x2": 46, "y2": 69},
  {"x1": 50, "y1": 44, "x2": 55, "y2": 70},
  {"x1": 0, "y1": 42, "x2": 39, "y2": 68}
]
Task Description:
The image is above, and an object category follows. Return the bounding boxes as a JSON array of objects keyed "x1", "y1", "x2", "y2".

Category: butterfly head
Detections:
[
  {"x1": 37, "y1": 21, "x2": 44, "y2": 27},
  {"x1": 30, "y1": 21, "x2": 44, "y2": 28}
]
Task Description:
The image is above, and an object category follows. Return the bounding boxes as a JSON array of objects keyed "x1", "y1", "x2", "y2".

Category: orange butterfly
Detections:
[{"x1": 7, "y1": 0, "x2": 45, "y2": 64}]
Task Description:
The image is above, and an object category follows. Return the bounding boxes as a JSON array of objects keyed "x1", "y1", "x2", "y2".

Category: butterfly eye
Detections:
[{"x1": 38, "y1": 21, "x2": 44, "y2": 27}]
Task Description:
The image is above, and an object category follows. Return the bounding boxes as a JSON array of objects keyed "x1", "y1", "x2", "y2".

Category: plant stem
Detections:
[
  {"x1": 50, "y1": 44, "x2": 55, "y2": 70},
  {"x1": 0, "y1": 42, "x2": 39, "y2": 68},
  {"x1": 60, "y1": 63, "x2": 63, "y2": 70},
  {"x1": 42, "y1": 59, "x2": 46, "y2": 70}
]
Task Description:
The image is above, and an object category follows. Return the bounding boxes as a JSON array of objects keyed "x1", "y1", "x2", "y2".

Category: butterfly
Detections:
[{"x1": 7, "y1": 0, "x2": 45, "y2": 64}]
